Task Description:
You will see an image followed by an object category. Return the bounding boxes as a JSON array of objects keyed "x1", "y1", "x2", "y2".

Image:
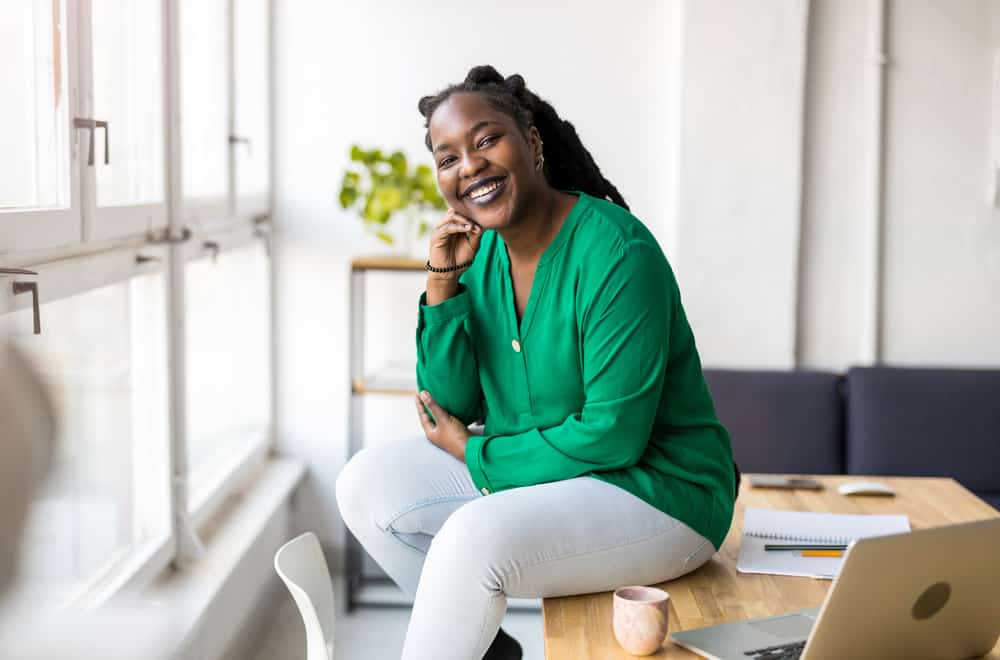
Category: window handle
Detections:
[
  {"x1": 203, "y1": 240, "x2": 220, "y2": 263},
  {"x1": 74, "y1": 118, "x2": 110, "y2": 166},
  {"x1": 228, "y1": 134, "x2": 252, "y2": 157},
  {"x1": 0, "y1": 268, "x2": 41, "y2": 335}
]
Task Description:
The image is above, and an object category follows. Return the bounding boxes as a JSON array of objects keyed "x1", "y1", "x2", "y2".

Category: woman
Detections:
[{"x1": 336, "y1": 65, "x2": 737, "y2": 660}]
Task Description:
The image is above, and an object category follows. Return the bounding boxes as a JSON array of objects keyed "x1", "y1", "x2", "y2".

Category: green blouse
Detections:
[{"x1": 415, "y1": 191, "x2": 736, "y2": 549}]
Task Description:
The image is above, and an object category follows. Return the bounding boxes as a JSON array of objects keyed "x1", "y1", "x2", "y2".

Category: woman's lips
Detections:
[{"x1": 464, "y1": 176, "x2": 508, "y2": 206}]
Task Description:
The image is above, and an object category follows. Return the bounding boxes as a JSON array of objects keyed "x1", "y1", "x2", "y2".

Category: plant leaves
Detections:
[
  {"x1": 338, "y1": 187, "x2": 357, "y2": 209},
  {"x1": 342, "y1": 144, "x2": 444, "y2": 233},
  {"x1": 389, "y1": 151, "x2": 407, "y2": 176}
]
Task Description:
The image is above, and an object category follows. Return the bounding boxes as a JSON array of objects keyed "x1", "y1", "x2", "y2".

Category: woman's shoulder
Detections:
[{"x1": 572, "y1": 192, "x2": 662, "y2": 259}]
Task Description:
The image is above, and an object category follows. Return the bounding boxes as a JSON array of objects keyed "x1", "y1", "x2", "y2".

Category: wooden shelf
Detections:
[
  {"x1": 351, "y1": 379, "x2": 417, "y2": 396},
  {"x1": 351, "y1": 362, "x2": 417, "y2": 396},
  {"x1": 351, "y1": 255, "x2": 425, "y2": 272}
]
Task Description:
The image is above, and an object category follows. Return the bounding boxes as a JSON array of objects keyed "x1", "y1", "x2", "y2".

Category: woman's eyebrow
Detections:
[{"x1": 433, "y1": 120, "x2": 503, "y2": 154}]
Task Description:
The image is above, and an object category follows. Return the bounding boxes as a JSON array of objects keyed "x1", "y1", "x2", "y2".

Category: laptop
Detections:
[{"x1": 670, "y1": 517, "x2": 1000, "y2": 660}]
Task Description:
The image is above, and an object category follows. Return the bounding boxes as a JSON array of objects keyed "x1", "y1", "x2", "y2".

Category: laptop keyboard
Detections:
[{"x1": 743, "y1": 640, "x2": 806, "y2": 659}]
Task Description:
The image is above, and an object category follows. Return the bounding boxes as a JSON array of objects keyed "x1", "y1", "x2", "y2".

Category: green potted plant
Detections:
[{"x1": 338, "y1": 145, "x2": 446, "y2": 256}]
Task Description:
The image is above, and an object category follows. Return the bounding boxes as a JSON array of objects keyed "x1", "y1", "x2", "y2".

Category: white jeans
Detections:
[{"x1": 335, "y1": 436, "x2": 716, "y2": 660}]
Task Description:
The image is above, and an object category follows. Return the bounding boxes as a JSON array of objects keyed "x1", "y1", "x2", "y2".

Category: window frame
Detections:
[
  {"x1": 0, "y1": 0, "x2": 276, "y2": 606},
  {"x1": 80, "y1": 0, "x2": 170, "y2": 243},
  {"x1": 0, "y1": 0, "x2": 83, "y2": 253}
]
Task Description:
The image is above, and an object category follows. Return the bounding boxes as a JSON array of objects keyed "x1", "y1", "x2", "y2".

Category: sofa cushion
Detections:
[
  {"x1": 846, "y1": 367, "x2": 1000, "y2": 497},
  {"x1": 703, "y1": 369, "x2": 845, "y2": 474}
]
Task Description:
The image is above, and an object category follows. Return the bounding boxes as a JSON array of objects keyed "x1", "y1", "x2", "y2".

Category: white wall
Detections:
[
  {"x1": 880, "y1": 0, "x2": 1000, "y2": 366},
  {"x1": 797, "y1": 0, "x2": 1000, "y2": 369},
  {"x1": 673, "y1": 0, "x2": 810, "y2": 369},
  {"x1": 273, "y1": 0, "x2": 678, "y2": 552},
  {"x1": 274, "y1": 0, "x2": 1000, "y2": 553}
]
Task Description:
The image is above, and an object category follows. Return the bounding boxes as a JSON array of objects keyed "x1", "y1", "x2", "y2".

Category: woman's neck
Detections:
[{"x1": 498, "y1": 186, "x2": 575, "y2": 265}]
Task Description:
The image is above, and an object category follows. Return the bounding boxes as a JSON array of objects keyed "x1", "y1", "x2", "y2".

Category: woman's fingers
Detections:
[
  {"x1": 466, "y1": 224, "x2": 484, "y2": 251},
  {"x1": 419, "y1": 390, "x2": 449, "y2": 422},
  {"x1": 439, "y1": 221, "x2": 473, "y2": 234},
  {"x1": 435, "y1": 209, "x2": 474, "y2": 228},
  {"x1": 415, "y1": 395, "x2": 435, "y2": 432}
]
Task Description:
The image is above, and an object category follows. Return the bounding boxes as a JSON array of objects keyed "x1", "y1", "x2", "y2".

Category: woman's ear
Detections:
[{"x1": 527, "y1": 126, "x2": 543, "y2": 158}]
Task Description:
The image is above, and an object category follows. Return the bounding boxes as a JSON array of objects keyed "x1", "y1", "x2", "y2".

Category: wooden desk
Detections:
[{"x1": 542, "y1": 475, "x2": 1000, "y2": 658}]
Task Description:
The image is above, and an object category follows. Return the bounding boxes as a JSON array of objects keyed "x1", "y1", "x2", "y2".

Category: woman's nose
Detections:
[{"x1": 458, "y1": 152, "x2": 487, "y2": 179}]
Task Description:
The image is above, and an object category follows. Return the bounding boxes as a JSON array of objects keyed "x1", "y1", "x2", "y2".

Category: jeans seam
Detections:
[
  {"x1": 472, "y1": 591, "x2": 504, "y2": 654},
  {"x1": 387, "y1": 528, "x2": 432, "y2": 557},
  {"x1": 682, "y1": 539, "x2": 712, "y2": 565},
  {"x1": 378, "y1": 493, "x2": 476, "y2": 533}
]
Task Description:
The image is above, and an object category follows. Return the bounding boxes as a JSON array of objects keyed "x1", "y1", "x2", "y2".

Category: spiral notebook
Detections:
[{"x1": 736, "y1": 507, "x2": 911, "y2": 579}]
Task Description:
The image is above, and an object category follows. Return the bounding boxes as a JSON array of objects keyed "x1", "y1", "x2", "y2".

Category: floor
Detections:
[{"x1": 250, "y1": 575, "x2": 546, "y2": 660}]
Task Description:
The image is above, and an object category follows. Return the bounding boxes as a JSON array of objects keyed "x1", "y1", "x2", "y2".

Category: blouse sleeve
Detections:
[
  {"x1": 415, "y1": 283, "x2": 484, "y2": 426},
  {"x1": 464, "y1": 241, "x2": 672, "y2": 491}
]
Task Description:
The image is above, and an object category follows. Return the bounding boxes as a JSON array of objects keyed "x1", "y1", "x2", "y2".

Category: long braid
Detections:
[{"x1": 417, "y1": 65, "x2": 629, "y2": 210}]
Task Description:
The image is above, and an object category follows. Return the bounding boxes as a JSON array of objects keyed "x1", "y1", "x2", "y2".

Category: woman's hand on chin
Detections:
[{"x1": 415, "y1": 390, "x2": 469, "y2": 462}]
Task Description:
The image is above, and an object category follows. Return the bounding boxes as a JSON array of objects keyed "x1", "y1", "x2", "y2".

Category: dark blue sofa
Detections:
[{"x1": 703, "y1": 367, "x2": 1000, "y2": 511}]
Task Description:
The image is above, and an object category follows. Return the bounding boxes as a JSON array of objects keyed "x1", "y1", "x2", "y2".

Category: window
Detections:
[
  {"x1": 180, "y1": 0, "x2": 229, "y2": 219},
  {"x1": 1, "y1": 272, "x2": 171, "y2": 604},
  {"x1": 181, "y1": 0, "x2": 272, "y2": 225},
  {"x1": 0, "y1": 0, "x2": 69, "y2": 210},
  {"x1": 0, "y1": 0, "x2": 167, "y2": 251},
  {"x1": 0, "y1": 0, "x2": 78, "y2": 251},
  {"x1": 0, "y1": 0, "x2": 274, "y2": 607},
  {"x1": 185, "y1": 239, "x2": 272, "y2": 512},
  {"x1": 89, "y1": 0, "x2": 166, "y2": 239},
  {"x1": 233, "y1": 0, "x2": 270, "y2": 217}
]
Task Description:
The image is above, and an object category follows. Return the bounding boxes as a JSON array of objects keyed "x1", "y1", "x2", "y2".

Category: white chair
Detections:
[{"x1": 274, "y1": 532, "x2": 336, "y2": 660}]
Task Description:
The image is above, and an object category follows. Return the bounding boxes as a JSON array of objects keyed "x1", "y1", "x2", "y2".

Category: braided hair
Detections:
[{"x1": 417, "y1": 65, "x2": 629, "y2": 210}]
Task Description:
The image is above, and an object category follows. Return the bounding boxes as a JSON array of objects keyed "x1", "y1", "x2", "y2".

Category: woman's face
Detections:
[{"x1": 428, "y1": 92, "x2": 542, "y2": 230}]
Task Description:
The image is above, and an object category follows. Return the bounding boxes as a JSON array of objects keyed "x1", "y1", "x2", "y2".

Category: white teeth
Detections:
[{"x1": 468, "y1": 179, "x2": 501, "y2": 199}]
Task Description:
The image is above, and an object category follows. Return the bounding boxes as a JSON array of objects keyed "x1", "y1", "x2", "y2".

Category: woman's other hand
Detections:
[{"x1": 415, "y1": 390, "x2": 469, "y2": 462}]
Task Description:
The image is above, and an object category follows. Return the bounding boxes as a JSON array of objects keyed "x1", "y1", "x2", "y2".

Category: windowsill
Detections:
[
  {"x1": 0, "y1": 457, "x2": 305, "y2": 660},
  {"x1": 143, "y1": 456, "x2": 305, "y2": 658}
]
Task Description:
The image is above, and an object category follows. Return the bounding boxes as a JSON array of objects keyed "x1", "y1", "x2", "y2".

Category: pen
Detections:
[
  {"x1": 764, "y1": 544, "x2": 848, "y2": 551},
  {"x1": 800, "y1": 550, "x2": 843, "y2": 558}
]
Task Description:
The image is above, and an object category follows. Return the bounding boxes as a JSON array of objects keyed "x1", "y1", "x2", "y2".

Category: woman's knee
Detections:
[
  {"x1": 335, "y1": 447, "x2": 376, "y2": 533},
  {"x1": 336, "y1": 442, "x2": 401, "y2": 529},
  {"x1": 336, "y1": 436, "x2": 449, "y2": 534},
  {"x1": 425, "y1": 499, "x2": 512, "y2": 592}
]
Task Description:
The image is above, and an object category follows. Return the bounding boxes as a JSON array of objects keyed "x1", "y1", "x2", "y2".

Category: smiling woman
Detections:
[{"x1": 335, "y1": 65, "x2": 738, "y2": 660}]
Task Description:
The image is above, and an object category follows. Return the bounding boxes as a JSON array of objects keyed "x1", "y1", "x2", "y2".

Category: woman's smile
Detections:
[{"x1": 463, "y1": 175, "x2": 508, "y2": 206}]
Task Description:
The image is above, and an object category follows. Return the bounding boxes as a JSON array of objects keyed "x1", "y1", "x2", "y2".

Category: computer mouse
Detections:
[{"x1": 837, "y1": 480, "x2": 897, "y2": 496}]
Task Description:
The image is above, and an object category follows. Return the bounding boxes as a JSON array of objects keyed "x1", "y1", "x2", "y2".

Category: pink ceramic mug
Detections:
[{"x1": 612, "y1": 585, "x2": 671, "y2": 655}]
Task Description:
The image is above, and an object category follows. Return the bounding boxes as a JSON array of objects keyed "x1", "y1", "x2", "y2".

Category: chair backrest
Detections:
[
  {"x1": 846, "y1": 367, "x2": 1000, "y2": 503},
  {"x1": 703, "y1": 368, "x2": 845, "y2": 474},
  {"x1": 274, "y1": 532, "x2": 335, "y2": 660}
]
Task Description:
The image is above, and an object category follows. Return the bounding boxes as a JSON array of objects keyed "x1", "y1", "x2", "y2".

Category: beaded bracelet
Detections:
[{"x1": 425, "y1": 259, "x2": 474, "y2": 273}]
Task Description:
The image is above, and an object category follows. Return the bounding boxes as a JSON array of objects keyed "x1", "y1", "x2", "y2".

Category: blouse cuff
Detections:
[
  {"x1": 418, "y1": 285, "x2": 471, "y2": 327},
  {"x1": 464, "y1": 433, "x2": 492, "y2": 493}
]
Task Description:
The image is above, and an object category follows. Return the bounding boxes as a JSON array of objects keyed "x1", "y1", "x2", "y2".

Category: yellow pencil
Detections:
[{"x1": 801, "y1": 549, "x2": 843, "y2": 558}]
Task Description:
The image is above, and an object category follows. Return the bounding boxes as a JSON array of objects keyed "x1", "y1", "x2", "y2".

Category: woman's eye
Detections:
[
  {"x1": 478, "y1": 135, "x2": 498, "y2": 148},
  {"x1": 438, "y1": 157, "x2": 455, "y2": 168}
]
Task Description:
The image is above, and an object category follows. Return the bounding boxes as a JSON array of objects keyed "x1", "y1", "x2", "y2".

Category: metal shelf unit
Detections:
[{"x1": 346, "y1": 256, "x2": 424, "y2": 611}]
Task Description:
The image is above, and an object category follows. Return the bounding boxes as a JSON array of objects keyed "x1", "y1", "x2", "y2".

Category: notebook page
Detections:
[{"x1": 737, "y1": 508, "x2": 911, "y2": 579}]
